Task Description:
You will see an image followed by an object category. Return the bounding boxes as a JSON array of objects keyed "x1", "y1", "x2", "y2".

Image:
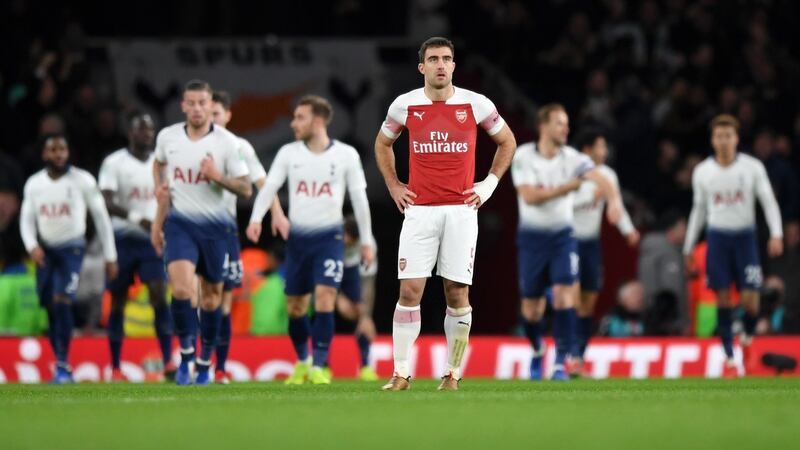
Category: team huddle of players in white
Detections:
[{"x1": 18, "y1": 37, "x2": 784, "y2": 387}]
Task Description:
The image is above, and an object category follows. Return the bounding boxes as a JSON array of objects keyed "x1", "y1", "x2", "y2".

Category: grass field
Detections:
[{"x1": 2, "y1": 378, "x2": 799, "y2": 450}]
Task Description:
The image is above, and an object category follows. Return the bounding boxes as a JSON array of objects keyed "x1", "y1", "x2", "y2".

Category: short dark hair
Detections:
[
  {"x1": 575, "y1": 128, "x2": 606, "y2": 152},
  {"x1": 39, "y1": 132, "x2": 68, "y2": 151},
  {"x1": 184, "y1": 79, "x2": 212, "y2": 94},
  {"x1": 710, "y1": 114, "x2": 740, "y2": 133},
  {"x1": 418, "y1": 37, "x2": 455, "y2": 63},
  {"x1": 536, "y1": 103, "x2": 566, "y2": 128},
  {"x1": 212, "y1": 90, "x2": 232, "y2": 110},
  {"x1": 128, "y1": 112, "x2": 154, "y2": 129},
  {"x1": 297, "y1": 95, "x2": 333, "y2": 125}
]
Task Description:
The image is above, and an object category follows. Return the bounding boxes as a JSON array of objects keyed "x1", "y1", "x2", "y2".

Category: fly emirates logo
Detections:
[{"x1": 412, "y1": 131, "x2": 469, "y2": 154}]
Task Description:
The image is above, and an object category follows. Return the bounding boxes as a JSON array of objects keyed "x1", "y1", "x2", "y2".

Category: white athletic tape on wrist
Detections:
[{"x1": 473, "y1": 173, "x2": 499, "y2": 203}]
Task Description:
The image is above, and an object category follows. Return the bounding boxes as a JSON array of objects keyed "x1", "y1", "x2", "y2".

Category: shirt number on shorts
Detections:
[
  {"x1": 324, "y1": 259, "x2": 344, "y2": 283},
  {"x1": 745, "y1": 265, "x2": 762, "y2": 286},
  {"x1": 66, "y1": 272, "x2": 80, "y2": 295},
  {"x1": 223, "y1": 253, "x2": 243, "y2": 283},
  {"x1": 570, "y1": 252, "x2": 579, "y2": 277}
]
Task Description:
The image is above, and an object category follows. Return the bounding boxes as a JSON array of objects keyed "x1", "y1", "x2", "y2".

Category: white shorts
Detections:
[{"x1": 397, "y1": 204, "x2": 478, "y2": 285}]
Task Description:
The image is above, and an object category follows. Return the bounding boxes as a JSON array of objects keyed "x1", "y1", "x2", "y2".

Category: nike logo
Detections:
[
  {"x1": 413, "y1": 111, "x2": 425, "y2": 120},
  {"x1": 458, "y1": 321, "x2": 471, "y2": 326}
]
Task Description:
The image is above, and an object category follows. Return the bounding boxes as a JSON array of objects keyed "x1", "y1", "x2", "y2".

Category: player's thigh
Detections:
[
  {"x1": 705, "y1": 230, "x2": 736, "y2": 290},
  {"x1": 168, "y1": 260, "x2": 198, "y2": 299},
  {"x1": 284, "y1": 237, "x2": 314, "y2": 297},
  {"x1": 397, "y1": 205, "x2": 442, "y2": 280},
  {"x1": 35, "y1": 255, "x2": 56, "y2": 306},
  {"x1": 517, "y1": 235, "x2": 551, "y2": 300},
  {"x1": 195, "y1": 237, "x2": 229, "y2": 286},
  {"x1": 311, "y1": 235, "x2": 345, "y2": 291},
  {"x1": 734, "y1": 230, "x2": 763, "y2": 291},
  {"x1": 437, "y1": 205, "x2": 478, "y2": 285},
  {"x1": 577, "y1": 239, "x2": 603, "y2": 293},
  {"x1": 53, "y1": 246, "x2": 85, "y2": 301},
  {"x1": 549, "y1": 230, "x2": 579, "y2": 287}
]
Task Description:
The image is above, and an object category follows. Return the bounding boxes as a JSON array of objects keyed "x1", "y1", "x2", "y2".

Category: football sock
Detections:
[
  {"x1": 170, "y1": 297, "x2": 195, "y2": 364},
  {"x1": 554, "y1": 308, "x2": 576, "y2": 366},
  {"x1": 153, "y1": 303, "x2": 173, "y2": 365},
  {"x1": 216, "y1": 313, "x2": 232, "y2": 372},
  {"x1": 198, "y1": 308, "x2": 221, "y2": 363},
  {"x1": 288, "y1": 316, "x2": 311, "y2": 361},
  {"x1": 576, "y1": 316, "x2": 593, "y2": 359},
  {"x1": 444, "y1": 306, "x2": 472, "y2": 378},
  {"x1": 392, "y1": 303, "x2": 421, "y2": 378},
  {"x1": 311, "y1": 312, "x2": 334, "y2": 368},
  {"x1": 717, "y1": 307, "x2": 734, "y2": 359},
  {"x1": 356, "y1": 333, "x2": 370, "y2": 367},
  {"x1": 108, "y1": 307, "x2": 124, "y2": 369},
  {"x1": 522, "y1": 318, "x2": 543, "y2": 354}
]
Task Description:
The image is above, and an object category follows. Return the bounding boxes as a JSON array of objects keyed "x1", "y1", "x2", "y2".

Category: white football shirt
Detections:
[
  {"x1": 573, "y1": 164, "x2": 634, "y2": 240},
  {"x1": 98, "y1": 148, "x2": 157, "y2": 239}
]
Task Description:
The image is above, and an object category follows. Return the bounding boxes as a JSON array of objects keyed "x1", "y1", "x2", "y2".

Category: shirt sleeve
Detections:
[
  {"x1": 572, "y1": 153, "x2": 596, "y2": 178},
  {"x1": 754, "y1": 160, "x2": 783, "y2": 238},
  {"x1": 240, "y1": 138, "x2": 267, "y2": 183},
  {"x1": 472, "y1": 94, "x2": 505, "y2": 136},
  {"x1": 154, "y1": 129, "x2": 168, "y2": 163},
  {"x1": 224, "y1": 137, "x2": 249, "y2": 179},
  {"x1": 346, "y1": 150, "x2": 368, "y2": 192},
  {"x1": 250, "y1": 146, "x2": 290, "y2": 223},
  {"x1": 19, "y1": 179, "x2": 39, "y2": 252},
  {"x1": 510, "y1": 150, "x2": 536, "y2": 187},
  {"x1": 683, "y1": 166, "x2": 707, "y2": 255},
  {"x1": 380, "y1": 95, "x2": 407, "y2": 140},
  {"x1": 97, "y1": 156, "x2": 117, "y2": 191},
  {"x1": 80, "y1": 173, "x2": 117, "y2": 261}
]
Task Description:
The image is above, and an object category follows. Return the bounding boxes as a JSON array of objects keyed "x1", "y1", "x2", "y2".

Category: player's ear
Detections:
[{"x1": 418, "y1": 63, "x2": 425, "y2": 75}]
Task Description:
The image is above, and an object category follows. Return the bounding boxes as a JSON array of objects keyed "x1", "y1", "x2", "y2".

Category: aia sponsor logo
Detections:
[
  {"x1": 39, "y1": 203, "x2": 71, "y2": 218},
  {"x1": 399, "y1": 258, "x2": 407, "y2": 271},
  {"x1": 296, "y1": 181, "x2": 332, "y2": 197},
  {"x1": 713, "y1": 190, "x2": 744, "y2": 206},
  {"x1": 172, "y1": 167, "x2": 210, "y2": 185},
  {"x1": 455, "y1": 110, "x2": 467, "y2": 123},
  {"x1": 127, "y1": 187, "x2": 155, "y2": 201}
]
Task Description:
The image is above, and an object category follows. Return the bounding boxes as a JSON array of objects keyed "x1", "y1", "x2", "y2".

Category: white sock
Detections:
[
  {"x1": 444, "y1": 306, "x2": 472, "y2": 379},
  {"x1": 392, "y1": 303, "x2": 421, "y2": 378}
]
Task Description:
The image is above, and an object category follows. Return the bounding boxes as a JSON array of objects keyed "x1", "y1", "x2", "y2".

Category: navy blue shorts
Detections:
[
  {"x1": 706, "y1": 228, "x2": 762, "y2": 291},
  {"x1": 284, "y1": 227, "x2": 345, "y2": 296},
  {"x1": 223, "y1": 230, "x2": 243, "y2": 291},
  {"x1": 164, "y1": 214, "x2": 231, "y2": 284},
  {"x1": 108, "y1": 233, "x2": 166, "y2": 295},
  {"x1": 339, "y1": 265, "x2": 361, "y2": 303},
  {"x1": 36, "y1": 243, "x2": 85, "y2": 305},
  {"x1": 577, "y1": 238, "x2": 603, "y2": 292},
  {"x1": 517, "y1": 227, "x2": 578, "y2": 298}
]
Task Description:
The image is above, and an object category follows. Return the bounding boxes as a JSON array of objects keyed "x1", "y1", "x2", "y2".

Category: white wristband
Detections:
[
  {"x1": 473, "y1": 173, "x2": 499, "y2": 204},
  {"x1": 127, "y1": 210, "x2": 143, "y2": 225}
]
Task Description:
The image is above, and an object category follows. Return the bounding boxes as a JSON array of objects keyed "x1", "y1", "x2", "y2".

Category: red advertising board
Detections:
[{"x1": 1, "y1": 336, "x2": 798, "y2": 383}]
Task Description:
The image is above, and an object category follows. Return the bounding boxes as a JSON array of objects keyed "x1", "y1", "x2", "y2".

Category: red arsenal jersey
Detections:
[{"x1": 381, "y1": 87, "x2": 505, "y2": 205}]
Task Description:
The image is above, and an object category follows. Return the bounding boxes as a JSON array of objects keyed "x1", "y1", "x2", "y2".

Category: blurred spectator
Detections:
[
  {"x1": 638, "y1": 210, "x2": 689, "y2": 335},
  {"x1": 599, "y1": 280, "x2": 645, "y2": 337},
  {"x1": 0, "y1": 236, "x2": 47, "y2": 336}
]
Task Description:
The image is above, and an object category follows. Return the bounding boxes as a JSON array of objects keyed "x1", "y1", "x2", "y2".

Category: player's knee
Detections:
[
  {"x1": 398, "y1": 283, "x2": 423, "y2": 306},
  {"x1": 171, "y1": 282, "x2": 195, "y2": 300},
  {"x1": 148, "y1": 282, "x2": 167, "y2": 307},
  {"x1": 286, "y1": 297, "x2": 308, "y2": 318},
  {"x1": 444, "y1": 282, "x2": 469, "y2": 307},
  {"x1": 314, "y1": 287, "x2": 337, "y2": 312},
  {"x1": 521, "y1": 299, "x2": 545, "y2": 321}
]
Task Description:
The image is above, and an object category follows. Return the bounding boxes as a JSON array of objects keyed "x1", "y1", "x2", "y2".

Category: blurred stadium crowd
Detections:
[{"x1": 1, "y1": 0, "x2": 799, "y2": 337}]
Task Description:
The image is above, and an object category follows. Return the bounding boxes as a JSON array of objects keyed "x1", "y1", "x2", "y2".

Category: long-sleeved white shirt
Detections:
[
  {"x1": 683, "y1": 153, "x2": 783, "y2": 255},
  {"x1": 20, "y1": 167, "x2": 117, "y2": 261},
  {"x1": 249, "y1": 139, "x2": 374, "y2": 247},
  {"x1": 573, "y1": 164, "x2": 635, "y2": 240}
]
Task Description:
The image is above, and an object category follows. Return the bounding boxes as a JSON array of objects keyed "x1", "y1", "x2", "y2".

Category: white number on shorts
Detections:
[
  {"x1": 570, "y1": 252, "x2": 580, "y2": 277},
  {"x1": 66, "y1": 272, "x2": 80, "y2": 295},
  {"x1": 324, "y1": 259, "x2": 344, "y2": 283},
  {"x1": 745, "y1": 265, "x2": 762, "y2": 286}
]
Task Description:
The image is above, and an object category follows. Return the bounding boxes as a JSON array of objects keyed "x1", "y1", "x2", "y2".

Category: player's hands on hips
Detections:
[
  {"x1": 246, "y1": 222, "x2": 262, "y2": 243},
  {"x1": 200, "y1": 154, "x2": 222, "y2": 183},
  {"x1": 389, "y1": 181, "x2": 417, "y2": 213},
  {"x1": 30, "y1": 246, "x2": 45, "y2": 267},
  {"x1": 626, "y1": 230, "x2": 641, "y2": 247},
  {"x1": 271, "y1": 213, "x2": 290, "y2": 240},
  {"x1": 361, "y1": 244, "x2": 375, "y2": 269},
  {"x1": 151, "y1": 225, "x2": 165, "y2": 256},
  {"x1": 606, "y1": 198, "x2": 623, "y2": 224},
  {"x1": 464, "y1": 173, "x2": 499, "y2": 209},
  {"x1": 767, "y1": 237, "x2": 784, "y2": 258},
  {"x1": 105, "y1": 261, "x2": 119, "y2": 280}
]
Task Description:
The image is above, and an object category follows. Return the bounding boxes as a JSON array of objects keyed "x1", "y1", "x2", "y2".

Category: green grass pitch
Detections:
[{"x1": 2, "y1": 378, "x2": 799, "y2": 450}]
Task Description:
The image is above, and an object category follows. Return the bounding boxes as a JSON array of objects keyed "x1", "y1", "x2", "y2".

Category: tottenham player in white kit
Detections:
[
  {"x1": 98, "y1": 113, "x2": 174, "y2": 382},
  {"x1": 570, "y1": 129, "x2": 638, "y2": 376},
  {"x1": 512, "y1": 104, "x2": 622, "y2": 381},
  {"x1": 683, "y1": 114, "x2": 783, "y2": 376},
  {"x1": 247, "y1": 95, "x2": 375, "y2": 385},
  {"x1": 375, "y1": 37, "x2": 517, "y2": 391},
  {"x1": 20, "y1": 133, "x2": 118, "y2": 384},
  {"x1": 151, "y1": 80, "x2": 252, "y2": 385},
  {"x1": 210, "y1": 90, "x2": 288, "y2": 384}
]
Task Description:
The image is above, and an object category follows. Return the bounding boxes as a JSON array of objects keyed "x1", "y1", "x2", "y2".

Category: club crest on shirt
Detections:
[
  {"x1": 399, "y1": 258, "x2": 407, "y2": 271},
  {"x1": 455, "y1": 110, "x2": 467, "y2": 124}
]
